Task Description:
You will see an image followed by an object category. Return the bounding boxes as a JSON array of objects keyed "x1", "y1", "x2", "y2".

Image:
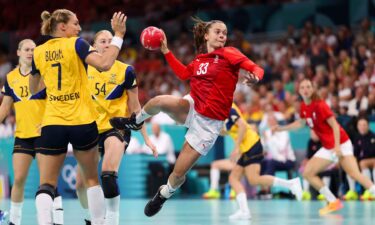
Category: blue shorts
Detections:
[
  {"x1": 237, "y1": 140, "x2": 264, "y2": 167},
  {"x1": 98, "y1": 128, "x2": 131, "y2": 156},
  {"x1": 36, "y1": 121, "x2": 98, "y2": 155},
  {"x1": 13, "y1": 137, "x2": 38, "y2": 158}
]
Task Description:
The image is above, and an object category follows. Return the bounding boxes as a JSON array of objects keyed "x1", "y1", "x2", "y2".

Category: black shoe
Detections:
[
  {"x1": 9, "y1": 223, "x2": 14, "y2": 225},
  {"x1": 144, "y1": 186, "x2": 168, "y2": 217},
  {"x1": 110, "y1": 112, "x2": 144, "y2": 130},
  {"x1": 84, "y1": 219, "x2": 91, "y2": 225}
]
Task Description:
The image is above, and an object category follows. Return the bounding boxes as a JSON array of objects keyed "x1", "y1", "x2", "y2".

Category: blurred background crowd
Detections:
[{"x1": 0, "y1": 0, "x2": 375, "y2": 199}]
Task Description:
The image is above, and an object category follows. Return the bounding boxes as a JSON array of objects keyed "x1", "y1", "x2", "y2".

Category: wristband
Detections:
[{"x1": 110, "y1": 36, "x2": 123, "y2": 49}]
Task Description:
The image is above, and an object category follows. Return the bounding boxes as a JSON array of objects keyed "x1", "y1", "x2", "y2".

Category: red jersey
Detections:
[
  {"x1": 300, "y1": 100, "x2": 349, "y2": 149},
  {"x1": 165, "y1": 47, "x2": 263, "y2": 120}
]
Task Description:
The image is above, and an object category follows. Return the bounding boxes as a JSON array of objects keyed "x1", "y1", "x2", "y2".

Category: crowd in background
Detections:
[{"x1": 2, "y1": 17, "x2": 374, "y2": 135}]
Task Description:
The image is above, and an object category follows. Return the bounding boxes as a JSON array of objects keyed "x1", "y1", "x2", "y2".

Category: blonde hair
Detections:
[
  {"x1": 18, "y1": 39, "x2": 35, "y2": 50},
  {"x1": 40, "y1": 9, "x2": 75, "y2": 35},
  {"x1": 93, "y1": 30, "x2": 112, "y2": 44}
]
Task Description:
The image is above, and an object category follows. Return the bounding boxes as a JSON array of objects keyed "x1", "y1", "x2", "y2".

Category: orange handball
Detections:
[{"x1": 140, "y1": 26, "x2": 165, "y2": 50}]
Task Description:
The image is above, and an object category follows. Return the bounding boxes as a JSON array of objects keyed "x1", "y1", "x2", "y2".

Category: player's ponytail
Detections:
[
  {"x1": 192, "y1": 17, "x2": 224, "y2": 54},
  {"x1": 40, "y1": 9, "x2": 75, "y2": 35}
]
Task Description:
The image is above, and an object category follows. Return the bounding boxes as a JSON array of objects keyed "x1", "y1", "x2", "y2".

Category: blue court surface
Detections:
[{"x1": 0, "y1": 199, "x2": 373, "y2": 225}]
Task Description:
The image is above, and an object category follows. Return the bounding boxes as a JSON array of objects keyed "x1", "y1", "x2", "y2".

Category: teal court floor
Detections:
[{"x1": 0, "y1": 199, "x2": 374, "y2": 225}]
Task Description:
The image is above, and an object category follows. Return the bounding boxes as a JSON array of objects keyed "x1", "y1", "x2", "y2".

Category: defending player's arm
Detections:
[
  {"x1": 125, "y1": 67, "x2": 158, "y2": 157},
  {"x1": 0, "y1": 96, "x2": 13, "y2": 123},
  {"x1": 30, "y1": 59, "x2": 41, "y2": 95},
  {"x1": 85, "y1": 12, "x2": 127, "y2": 71},
  {"x1": 273, "y1": 119, "x2": 306, "y2": 132},
  {"x1": 230, "y1": 117, "x2": 247, "y2": 161}
]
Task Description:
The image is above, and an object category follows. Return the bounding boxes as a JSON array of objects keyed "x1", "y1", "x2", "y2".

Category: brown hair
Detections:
[
  {"x1": 192, "y1": 17, "x2": 224, "y2": 54},
  {"x1": 300, "y1": 78, "x2": 321, "y2": 101},
  {"x1": 40, "y1": 9, "x2": 75, "y2": 35}
]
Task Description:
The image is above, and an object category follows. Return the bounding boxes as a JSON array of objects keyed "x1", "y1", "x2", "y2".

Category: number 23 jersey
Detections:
[
  {"x1": 32, "y1": 37, "x2": 98, "y2": 126},
  {"x1": 87, "y1": 61, "x2": 137, "y2": 133},
  {"x1": 1, "y1": 68, "x2": 46, "y2": 138}
]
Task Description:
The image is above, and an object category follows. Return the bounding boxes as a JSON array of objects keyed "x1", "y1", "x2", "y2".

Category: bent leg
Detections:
[{"x1": 143, "y1": 95, "x2": 190, "y2": 124}]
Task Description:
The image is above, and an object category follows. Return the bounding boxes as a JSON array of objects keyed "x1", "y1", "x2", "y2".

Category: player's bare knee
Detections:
[
  {"x1": 13, "y1": 174, "x2": 27, "y2": 187},
  {"x1": 302, "y1": 169, "x2": 313, "y2": 179}
]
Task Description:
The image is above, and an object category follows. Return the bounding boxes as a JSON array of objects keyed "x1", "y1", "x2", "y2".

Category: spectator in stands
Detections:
[
  {"x1": 259, "y1": 112, "x2": 296, "y2": 198},
  {"x1": 141, "y1": 123, "x2": 176, "y2": 165},
  {"x1": 347, "y1": 86, "x2": 368, "y2": 117},
  {"x1": 352, "y1": 117, "x2": 375, "y2": 200}
]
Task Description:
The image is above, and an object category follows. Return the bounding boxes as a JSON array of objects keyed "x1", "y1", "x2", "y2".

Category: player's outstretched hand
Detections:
[
  {"x1": 160, "y1": 30, "x2": 169, "y2": 54},
  {"x1": 242, "y1": 71, "x2": 259, "y2": 86},
  {"x1": 111, "y1": 11, "x2": 127, "y2": 38}
]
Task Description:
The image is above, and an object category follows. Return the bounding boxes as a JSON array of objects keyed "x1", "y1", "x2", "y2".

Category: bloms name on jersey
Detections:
[
  {"x1": 45, "y1": 49, "x2": 64, "y2": 61},
  {"x1": 49, "y1": 92, "x2": 80, "y2": 101}
]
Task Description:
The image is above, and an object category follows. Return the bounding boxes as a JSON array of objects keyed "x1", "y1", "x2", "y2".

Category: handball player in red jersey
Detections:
[
  {"x1": 110, "y1": 18, "x2": 264, "y2": 217},
  {"x1": 273, "y1": 79, "x2": 375, "y2": 215}
]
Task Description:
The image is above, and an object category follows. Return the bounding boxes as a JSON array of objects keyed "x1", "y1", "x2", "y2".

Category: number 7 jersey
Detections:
[
  {"x1": 32, "y1": 37, "x2": 98, "y2": 126},
  {"x1": 87, "y1": 61, "x2": 137, "y2": 133}
]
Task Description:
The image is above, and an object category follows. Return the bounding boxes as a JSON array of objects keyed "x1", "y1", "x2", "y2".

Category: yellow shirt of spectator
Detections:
[
  {"x1": 225, "y1": 104, "x2": 260, "y2": 153},
  {"x1": 1, "y1": 67, "x2": 46, "y2": 138},
  {"x1": 32, "y1": 37, "x2": 98, "y2": 126},
  {"x1": 87, "y1": 61, "x2": 137, "y2": 133}
]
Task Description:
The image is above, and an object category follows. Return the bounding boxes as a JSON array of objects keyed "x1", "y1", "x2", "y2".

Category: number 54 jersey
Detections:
[
  {"x1": 32, "y1": 37, "x2": 98, "y2": 126},
  {"x1": 1, "y1": 68, "x2": 46, "y2": 138},
  {"x1": 87, "y1": 61, "x2": 137, "y2": 134}
]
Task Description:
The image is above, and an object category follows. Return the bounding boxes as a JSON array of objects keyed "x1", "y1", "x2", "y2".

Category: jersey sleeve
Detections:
[
  {"x1": 31, "y1": 58, "x2": 40, "y2": 76},
  {"x1": 223, "y1": 47, "x2": 248, "y2": 66},
  {"x1": 318, "y1": 101, "x2": 334, "y2": 121},
  {"x1": 225, "y1": 107, "x2": 240, "y2": 131},
  {"x1": 75, "y1": 37, "x2": 96, "y2": 61},
  {"x1": 164, "y1": 51, "x2": 193, "y2": 80},
  {"x1": 122, "y1": 66, "x2": 137, "y2": 89},
  {"x1": 1, "y1": 78, "x2": 11, "y2": 96}
]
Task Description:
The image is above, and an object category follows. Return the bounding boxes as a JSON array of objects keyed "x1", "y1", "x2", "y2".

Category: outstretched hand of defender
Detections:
[
  {"x1": 230, "y1": 146, "x2": 241, "y2": 163},
  {"x1": 111, "y1": 11, "x2": 127, "y2": 38},
  {"x1": 145, "y1": 138, "x2": 158, "y2": 158}
]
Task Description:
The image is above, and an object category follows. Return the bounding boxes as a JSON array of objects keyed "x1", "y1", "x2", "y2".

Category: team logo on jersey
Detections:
[
  {"x1": 214, "y1": 55, "x2": 219, "y2": 64},
  {"x1": 109, "y1": 73, "x2": 117, "y2": 84},
  {"x1": 88, "y1": 75, "x2": 94, "y2": 80}
]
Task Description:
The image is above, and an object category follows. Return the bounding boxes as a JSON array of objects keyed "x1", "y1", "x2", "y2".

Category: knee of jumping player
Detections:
[{"x1": 101, "y1": 171, "x2": 120, "y2": 198}]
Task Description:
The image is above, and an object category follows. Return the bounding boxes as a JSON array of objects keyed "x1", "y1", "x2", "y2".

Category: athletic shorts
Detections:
[
  {"x1": 13, "y1": 137, "x2": 38, "y2": 158},
  {"x1": 183, "y1": 94, "x2": 223, "y2": 156},
  {"x1": 35, "y1": 121, "x2": 98, "y2": 155},
  {"x1": 98, "y1": 128, "x2": 131, "y2": 156},
  {"x1": 314, "y1": 139, "x2": 354, "y2": 163},
  {"x1": 237, "y1": 140, "x2": 264, "y2": 167}
]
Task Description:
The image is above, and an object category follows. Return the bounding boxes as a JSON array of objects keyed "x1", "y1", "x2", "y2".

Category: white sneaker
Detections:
[
  {"x1": 290, "y1": 178, "x2": 303, "y2": 201},
  {"x1": 229, "y1": 210, "x2": 251, "y2": 220}
]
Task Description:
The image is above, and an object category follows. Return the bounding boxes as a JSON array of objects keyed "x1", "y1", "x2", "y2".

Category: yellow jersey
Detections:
[
  {"x1": 1, "y1": 67, "x2": 46, "y2": 138},
  {"x1": 31, "y1": 37, "x2": 97, "y2": 126},
  {"x1": 87, "y1": 61, "x2": 137, "y2": 133},
  {"x1": 225, "y1": 104, "x2": 260, "y2": 153}
]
